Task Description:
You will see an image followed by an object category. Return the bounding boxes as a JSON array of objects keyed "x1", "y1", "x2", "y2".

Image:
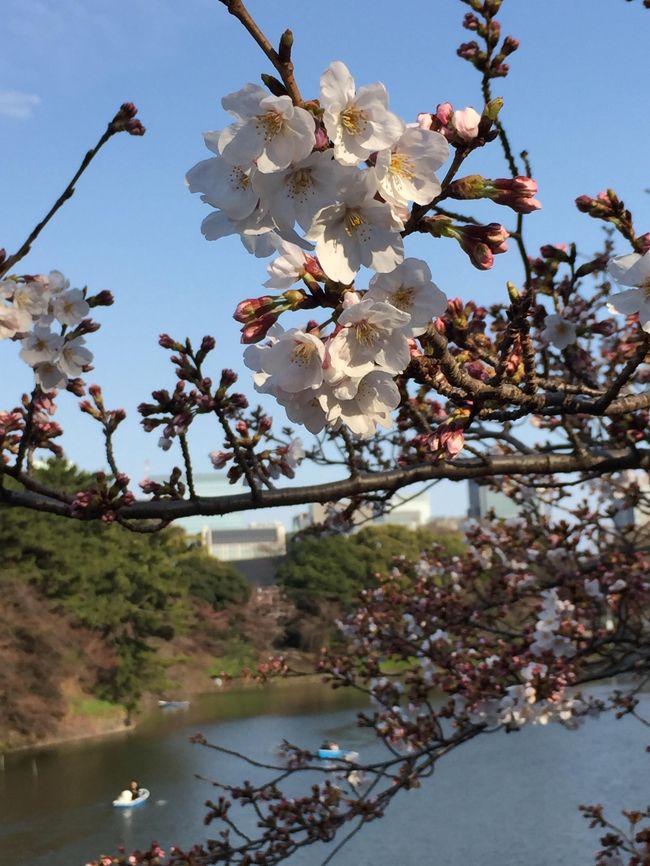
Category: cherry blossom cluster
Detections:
[
  {"x1": 0, "y1": 271, "x2": 101, "y2": 391},
  {"x1": 0, "y1": 392, "x2": 63, "y2": 463}
]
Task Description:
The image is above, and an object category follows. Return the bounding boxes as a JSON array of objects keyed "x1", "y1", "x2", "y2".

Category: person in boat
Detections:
[
  {"x1": 129, "y1": 780, "x2": 141, "y2": 800},
  {"x1": 320, "y1": 740, "x2": 340, "y2": 752}
]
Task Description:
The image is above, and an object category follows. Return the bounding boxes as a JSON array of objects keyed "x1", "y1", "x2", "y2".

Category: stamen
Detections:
[
  {"x1": 344, "y1": 209, "x2": 366, "y2": 237},
  {"x1": 340, "y1": 106, "x2": 366, "y2": 136}
]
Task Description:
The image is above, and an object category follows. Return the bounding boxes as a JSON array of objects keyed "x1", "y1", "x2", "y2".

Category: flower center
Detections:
[
  {"x1": 344, "y1": 209, "x2": 367, "y2": 237},
  {"x1": 256, "y1": 110, "x2": 284, "y2": 140},
  {"x1": 353, "y1": 320, "x2": 379, "y2": 347},
  {"x1": 231, "y1": 168, "x2": 250, "y2": 190},
  {"x1": 291, "y1": 340, "x2": 317, "y2": 367},
  {"x1": 390, "y1": 286, "x2": 415, "y2": 311},
  {"x1": 389, "y1": 153, "x2": 416, "y2": 182},
  {"x1": 340, "y1": 106, "x2": 366, "y2": 136},
  {"x1": 288, "y1": 168, "x2": 313, "y2": 198}
]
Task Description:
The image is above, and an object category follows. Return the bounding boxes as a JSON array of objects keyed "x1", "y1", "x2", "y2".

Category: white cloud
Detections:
[{"x1": 0, "y1": 89, "x2": 41, "y2": 120}]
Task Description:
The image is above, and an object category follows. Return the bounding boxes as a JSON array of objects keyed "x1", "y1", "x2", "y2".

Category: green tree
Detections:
[
  {"x1": 0, "y1": 460, "x2": 250, "y2": 712},
  {"x1": 277, "y1": 523, "x2": 464, "y2": 615}
]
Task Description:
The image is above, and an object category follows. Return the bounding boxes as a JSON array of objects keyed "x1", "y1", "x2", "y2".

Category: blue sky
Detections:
[{"x1": 1, "y1": 0, "x2": 648, "y2": 525}]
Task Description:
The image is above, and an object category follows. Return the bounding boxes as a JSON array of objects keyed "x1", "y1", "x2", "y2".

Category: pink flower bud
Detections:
[
  {"x1": 240, "y1": 312, "x2": 280, "y2": 344},
  {"x1": 436, "y1": 102, "x2": 454, "y2": 125},
  {"x1": 233, "y1": 296, "x2": 275, "y2": 324},
  {"x1": 452, "y1": 106, "x2": 482, "y2": 141},
  {"x1": 209, "y1": 450, "x2": 232, "y2": 469},
  {"x1": 314, "y1": 124, "x2": 330, "y2": 150}
]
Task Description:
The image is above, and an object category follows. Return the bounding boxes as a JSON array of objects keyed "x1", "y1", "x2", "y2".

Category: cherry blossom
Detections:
[
  {"x1": 264, "y1": 241, "x2": 318, "y2": 290},
  {"x1": 244, "y1": 328, "x2": 325, "y2": 393},
  {"x1": 319, "y1": 369, "x2": 400, "y2": 437},
  {"x1": 305, "y1": 171, "x2": 404, "y2": 283},
  {"x1": 328, "y1": 296, "x2": 411, "y2": 376},
  {"x1": 374, "y1": 126, "x2": 449, "y2": 209},
  {"x1": 607, "y1": 249, "x2": 650, "y2": 331},
  {"x1": 186, "y1": 133, "x2": 258, "y2": 221},
  {"x1": 319, "y1": 61, "x2": 403, "y2": 166},
  {"x1": 366, "y1": 258, "x2": 448, "y2": 335},
  {"x1": 542, "y1": 313, "x2": 577, "y2": 349},
  {"x1": 59, "y1": 336, "x2": 93, "y2": 377},
  {"x1": 218, "y1": 85, "x2": 315, "y2": 173},
  {"x1": 252, "y1": 151, "x2": 353, "y2": 232},
  {"x1": 19, "y1": 326, "x2": 64, "y2": 367},
  {"x1": 51, "y1": 288, "x2": 90, "y2": 326},
  {"x1": 0, "y1": 303, "x2": 30, "y2": 339}
]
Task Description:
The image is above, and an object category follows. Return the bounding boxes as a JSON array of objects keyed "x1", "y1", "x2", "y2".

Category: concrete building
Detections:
[
  {"x1": 467, "y1": 479, "x2": 521, "y2": 520},
  {"x1": 202, "y1": 523, "x2": 286, "y2": 561},
  {"x1": 149, "y1": 472, "x2": 246, "y2": 537}
]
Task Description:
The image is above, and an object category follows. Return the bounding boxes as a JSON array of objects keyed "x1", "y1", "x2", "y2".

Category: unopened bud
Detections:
[
  {"x1": 220, "y1": 368, "x2": 238, "y2": 387},
  {"x1": 240, "y1": 312, "x2": 279, "y2": 344},
  {"x1": 484, "y1": 97, "x2": 504, "y2": 121},
  {"x1": 261, "y1": 73, "x2": 288, "y2": 97},
  {"x1": 87, "y1": 289, "x2": 114, "y2": 308},
  {"x1": 233, "y1": 295, "x2": 275, "y2": 323}
]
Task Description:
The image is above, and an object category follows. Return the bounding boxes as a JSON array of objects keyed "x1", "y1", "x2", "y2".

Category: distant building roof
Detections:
[{"x1": 209, "y1": 526, "x2": 283, "y2": 545}]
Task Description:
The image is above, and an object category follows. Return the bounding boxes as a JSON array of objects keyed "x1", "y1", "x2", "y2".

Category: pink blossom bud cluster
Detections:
[
  {"x1": 109, "y1": 102, "x2": 145, "y2": 137},
  {"x1": 139, "y1": 334, "x2": 248, "y2": 452},
  {"x1": 448, "y1": 174, "x2": 541, "y2": 214},
  {"x1": 70, "y1": 470, "x2": 135, "y2": 523},
  {"x1": 0, "y1": 271, "x2": 96, "y2": 391}
]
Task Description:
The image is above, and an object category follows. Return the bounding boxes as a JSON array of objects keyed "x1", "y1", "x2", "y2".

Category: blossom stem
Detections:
[
  {"x1": 179, "y1": 432, "x2": 196, "y2": 499},
  {"x1": 219, "y1": 0, "x2": 304, "y2": 106},
  {"x1": 0, "y1": 115, "x2": 128, "y2": 279}
]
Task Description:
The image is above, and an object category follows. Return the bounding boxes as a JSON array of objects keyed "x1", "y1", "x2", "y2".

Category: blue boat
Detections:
[
  {"x1": 317, "y1": 748, "x2": 359, "y2": 761},
  {"x1": 112, "y1": 788, "x2": 150, "y2": 808}
]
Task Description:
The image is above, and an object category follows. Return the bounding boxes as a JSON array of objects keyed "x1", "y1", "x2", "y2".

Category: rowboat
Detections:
[
  {"x1": 158, "y1": 700, "x2": 190, "y2": 709},
  {"x1": 317, "y1": 748, "x2": 359, "y2": 761},
  {"x1": 112, "y1": 788, "x2": 150, "y2": 808}
]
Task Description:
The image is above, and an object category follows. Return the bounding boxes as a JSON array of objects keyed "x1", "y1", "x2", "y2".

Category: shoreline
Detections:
[{"x1": 1, "y1": 672, "x2": 325, "y2": 756}]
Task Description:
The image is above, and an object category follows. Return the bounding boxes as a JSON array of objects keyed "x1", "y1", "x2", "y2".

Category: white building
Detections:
[
  {"x1": 202, "y1": 523, "x2": 286, "y2": 561},
  {"x1": 149, "y1": 472, "x2": 246, "y2": 537}
]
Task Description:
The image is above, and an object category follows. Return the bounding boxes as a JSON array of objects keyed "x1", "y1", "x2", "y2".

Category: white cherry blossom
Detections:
[
  {"x1": 320, "y1": 61, "x2": 403, "y2": 166},
  {"x1": 328, "y1": 296, "x2": 411, "y2": 376},
  {"x1": 218, "y1": 85, "x2": 315, "y2": 173},
  {"x1": 244, "y1": 328, "x2": 325, "y2": 394},
  {"x1": 47, "y1": 270, "x2": 69, "y2": 293},
  {"x1": 33, "y1": 361, "x2": 67, "y2": 391},
  {"x1": 51, "y1": 288, "x2": 89, "y2": 326},
  {"x1": 319, "y1": 369, "x2": 400, "y2": 437},
  {"x1": 264, "y1": 241, "x2": 315, "y2": 289},
  {"x1": 0, "y1": 303, "x2": 31, "y2": 339},
  {"x1": 607, "y1": 249, "x2": 650, "y2": 331},
  {"x1": 542, "y1": 313, "x2": 577, "y2": 349},
  {"x1": 366, "y1": 258, "x2": 447, "y2": 335},
  {"x1": 253, "y1": 151, "x2": 353, "y2": 232},
  {"x1": 19, "y1": 326, "x2": 64, "y2": 366},
  {"x1": 59, "y1": 336, "x2": 93, "y2": 377},
  {"x1": 305, "y1": 171, "x2": 404, "y2": 283},
  {"x1": 374, "y1": 127, "x2": 449, "y2": 209},
  {"x1": 186, "y1": 133, "x2": 258, "y2": 221},
  {"x1": 12, "y1": 280, "x2": 50, "y2": 320}
]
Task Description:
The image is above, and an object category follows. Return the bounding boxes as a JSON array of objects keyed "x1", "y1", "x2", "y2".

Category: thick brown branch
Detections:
[{"x1": 3, "y1": 446, "x2": 649, "y2": 522}]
